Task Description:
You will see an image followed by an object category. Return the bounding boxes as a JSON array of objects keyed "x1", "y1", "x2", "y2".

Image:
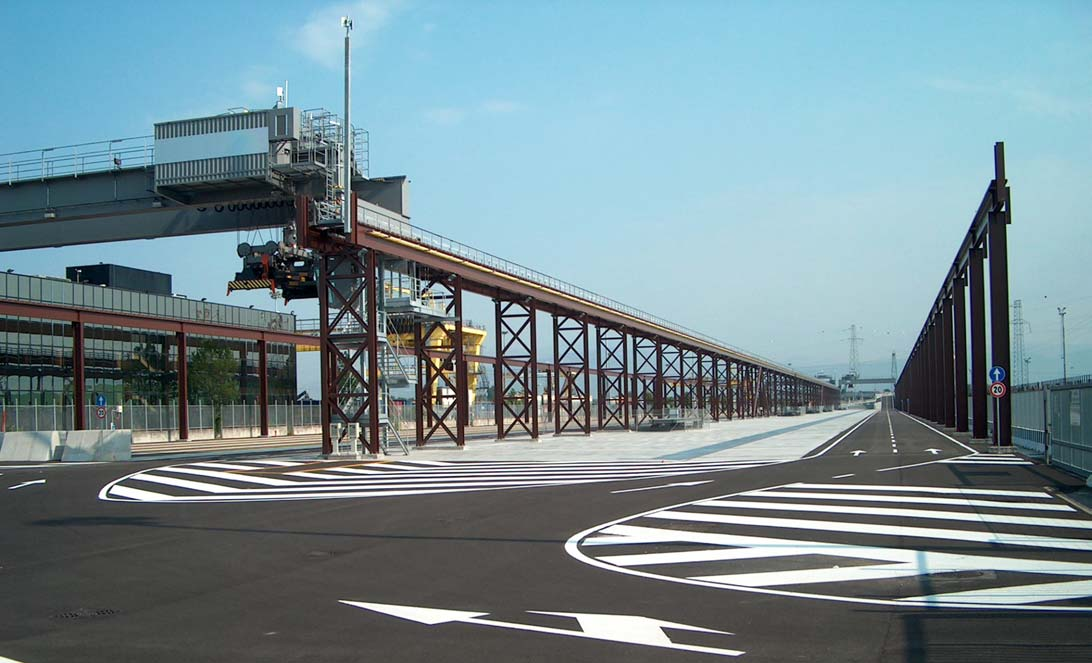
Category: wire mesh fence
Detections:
[{"x1": 0, "y1": 402, "x2": 322, "y2": 439}]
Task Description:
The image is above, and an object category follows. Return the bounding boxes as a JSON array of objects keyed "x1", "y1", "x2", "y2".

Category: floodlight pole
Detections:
[{"x1": 342, "y1": 16, "x2": 353, "y2": 235}]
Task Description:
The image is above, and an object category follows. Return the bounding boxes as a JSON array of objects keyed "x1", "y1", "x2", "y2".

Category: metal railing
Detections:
[
  {"x1": 1, "y1": 136, "x2": 154, "y2": 184},
  {"x1": 357, "y1": 202, "x2": 816, "y2": 383}
]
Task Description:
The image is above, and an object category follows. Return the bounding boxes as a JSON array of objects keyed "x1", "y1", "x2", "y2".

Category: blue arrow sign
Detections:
[
  {"x1": 989, "y1": 366, "x2": 1006, "y2": 383},
  {"x1": 95, "y1": 393, "x2": 107, "y2": 407}
]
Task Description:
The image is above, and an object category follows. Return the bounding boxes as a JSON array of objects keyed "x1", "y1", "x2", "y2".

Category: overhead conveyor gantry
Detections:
[{"x1": 0, "y1": 107, "x2": 839, "y2": 455}]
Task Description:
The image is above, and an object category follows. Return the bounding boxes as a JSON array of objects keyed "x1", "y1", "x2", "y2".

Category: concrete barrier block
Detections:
[
  {"x1": 61, "y1": 430, "x2": 132, "y2": 462},
  {"x1": 0, "y1": 430, "x2": 62, "y2": 462}
]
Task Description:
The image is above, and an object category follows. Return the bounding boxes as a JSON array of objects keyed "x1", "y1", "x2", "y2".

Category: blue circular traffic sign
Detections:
[{"x1": 989, "y1": 366, "x2": 1006, "y2": 383}]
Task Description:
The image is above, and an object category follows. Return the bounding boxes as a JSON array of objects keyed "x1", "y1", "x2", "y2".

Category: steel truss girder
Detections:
[
  {"x1": 319, "y1": 248, "x2": 380, "y2": 455},
  {"x1": 553, "y1": 312, "x2": 591, "y2": 435},
  {"x1": 494, "y1": 297, "x2": 539, "y2": 439},
  {"x1": 596, "y1": 325, "x2": 629, "y2": 430},
  {"x1": 415, "y1": 273, "x2": 467, "y2": 446},
  {"x1": 631, "y1": 335, "x2": 658, "y2": 429}
]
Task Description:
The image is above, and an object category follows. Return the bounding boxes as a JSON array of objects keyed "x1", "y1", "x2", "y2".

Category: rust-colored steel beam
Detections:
[
  {"x1": 354, "y1": 229, "x2": 828, "y2": 391},
  {"x1": 0, "y1": 299, "x2": 313, "y2": 347}
]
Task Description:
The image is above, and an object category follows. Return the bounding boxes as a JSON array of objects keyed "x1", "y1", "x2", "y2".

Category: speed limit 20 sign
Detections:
[{"x1": 989, "y1": 381, "x2": 1007, "y2": 398}]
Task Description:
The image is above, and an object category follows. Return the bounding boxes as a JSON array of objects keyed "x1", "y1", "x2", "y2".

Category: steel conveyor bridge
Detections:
[{"x1": 1, "y1": 116, "x2": 839, "y2": 454}]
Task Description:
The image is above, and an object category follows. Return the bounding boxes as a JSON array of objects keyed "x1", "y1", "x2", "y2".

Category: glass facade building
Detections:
[{"x1": 0, "y1": 271, "x2": 302, "y2": 435}]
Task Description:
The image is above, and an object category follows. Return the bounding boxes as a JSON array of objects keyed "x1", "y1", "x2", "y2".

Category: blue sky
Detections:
[{"x1": 1, "y1": 0, "x2": 1090, "y2": 394}]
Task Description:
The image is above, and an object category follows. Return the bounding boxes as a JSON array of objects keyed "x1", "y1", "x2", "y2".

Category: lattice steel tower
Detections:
[{"x1": 1011, "y1": 299, "x2": 1028, "y2": 385}]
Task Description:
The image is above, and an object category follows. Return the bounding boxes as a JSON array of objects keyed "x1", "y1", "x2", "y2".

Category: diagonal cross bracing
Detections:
[
  {"x1": 495, "y1": 298, "x2": 539, "y2": 440},
  {"x1": 553, "y1": 312, "x2": 591, "y2": 435},
  {"x1": 596, "y1": 325, "x2": 628, "y2": 430}
]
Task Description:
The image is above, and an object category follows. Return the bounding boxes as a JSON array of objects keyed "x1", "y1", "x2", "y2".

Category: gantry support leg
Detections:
[
  {"x1": 319, "y1": 249, "x2": 378, "y2": 456},
  {"x1": 631, "y1": 335, "x2": 657, "y2": 430},
  {"x1": 495, "y1": 297, "x2": 539, "y2": 440},
  {"x1": 596, "y1": 325, "x2": 628, "y2": 430},
  {"x1": 553, "y1": 312, "x2": 591, "y2": 436},
  {"x1": 415, "y1": 272, "x2": 467, "y2": 447}
]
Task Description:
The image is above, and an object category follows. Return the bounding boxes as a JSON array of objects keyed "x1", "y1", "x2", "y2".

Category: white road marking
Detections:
[
  {"x1": 701, "y1": 499, "x2": 1092, "y2": 529},
  {"x1": 153, "y1": 466, "x2": 297, "y2": 486},
  {"x1": 808, "y1": 411, "x2": 878, "y2": 457},
  {"x1": 851, "y1": 450, "x2": 867, "y2": 457},
  {"x1": 738, "y1": 490, "x2": 1074, "y2": 511},
  {"x1": 832, "y1": 473, "x2": 855, "y2": 479},
  {"x1": 612, "y1": 481, "x2": 713, "y2": 494},
  {"x1": 898, "y1": 412, "x2": 977, "y2": 453},
  {"x1": 341, "y1": 601, "x2": 744, "y2": 657},
  {"x1": 101, "y1": 460, "x2": 780, "y2": 503},
  {"x1": 782, "y1": 483, "x2": 1051, "y2": 498},
  {"x1": 7, "y1": 479, "x2": 45, "y2": 490},
  {"x1": 898, "y1": 579, "x2": 1092, "y2": 606},
  {"x1": 649, "y1": 511, "x2": 1092, "y2": 552},
  {"x1": 130, "y1": 473, "x2": 239, "y2": 493}
]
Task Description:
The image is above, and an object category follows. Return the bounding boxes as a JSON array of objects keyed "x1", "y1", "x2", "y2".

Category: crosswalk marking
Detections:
[
  {"x1": 570, "y1": 483, "x2": 1092, "y2": 610},
  {"x1": 702, "y1": 499, "x2": 1092, "y2": 529},
  {"x1": 649, "y1": 510, "x2": 1092, "y2": 552},
  {"x1": 738, "y1": 490, "x2": 1073, "y2": 511},
  {"x1": 898, "y1": 579, "x2": 1092, "y2": 606},
  {"x1": 100, "y1": 458, "x2": 780, "y2": 503},
  {"x1": 783, "y1": 483, "x2": 1051, "y2": 498}
]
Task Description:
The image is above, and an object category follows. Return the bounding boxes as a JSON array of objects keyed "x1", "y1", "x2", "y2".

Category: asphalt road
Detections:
[{"x1": 2, "y1": 401, "x2": 1091, "y2": 662}]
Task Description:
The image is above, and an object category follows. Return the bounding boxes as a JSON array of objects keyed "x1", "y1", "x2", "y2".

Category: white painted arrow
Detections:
[
  {"x1": 925, "y1": 448, "x2": 941, "y2": 455},
  {"x1": 8, "y1": 479, "x2": 45, "y2": 491},
  {"x1": 851, "y1": 450, "x2": 867, "y2": 457},
  {"x1": 612, "y1": 480, "x2": 713, "y2": 494},
  {"x1": 341, "y1": 601, "x2": 744, "y2": 657}
]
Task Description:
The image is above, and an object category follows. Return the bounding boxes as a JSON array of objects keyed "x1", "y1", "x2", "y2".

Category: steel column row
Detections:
[{"x1": 895, "y1": 142, "x2": 1012, "y2": 446}]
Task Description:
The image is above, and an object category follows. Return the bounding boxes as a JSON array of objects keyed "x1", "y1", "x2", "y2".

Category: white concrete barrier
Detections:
[
  {"x1": 0, "y1": 431, "x2": 64, "y2": 461},
  {"x1": 61, "y1": 430, "x2": 132, "y2": 462}
]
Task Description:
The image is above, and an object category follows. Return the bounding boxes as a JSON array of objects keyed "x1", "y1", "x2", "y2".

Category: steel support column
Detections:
[
  {"x1": 553, "y1": 312, "x2": 591, "y2": 435},
  {"x1": 709, "y1": 356, "x2": 720, "y2": 422},
  {"x1": 596, "y1": 324, "x2": 628, "y2": 430},
  {"x1": 258, "y1": 339, "x2": 269, "y2": 437},
  {"x1": 969, "y1": 246, "x2": 988, "y2": 438},
  {"x1": 416, "y1": 273, "x2": 467, "y2": 447},
  {"x1": 988, "y1": 205, "x2": 1012, "y2": 446},
  {"x1": 494, "y1": 298, "x2": 539, "y2": 440},
  {"x1": 72, "y1": 320, "x2": 85, "y2": 430},
  {"x1": 953, "y1": 276, "x2": 969, "y2": 432},
  {"x1": 941, "y1": 296, "x2": 955, "y2": 428},
  {"x1": 319, "y1": 249, "x2": 377, "y2": 456},
  {"x1": 176, "y1": 331, "x2": 188, "y2": 440},
  {"x1": 662, "y1": 343, "x2": 681, "y2": 414},
  {"x1": 631, "y1": 335, "x2": 657, "y2": 430}
]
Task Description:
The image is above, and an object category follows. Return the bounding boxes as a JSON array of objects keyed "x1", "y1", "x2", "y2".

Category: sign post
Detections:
[{"x1": 989, "y1": 366, "x2": 1007, "y2": 446}]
